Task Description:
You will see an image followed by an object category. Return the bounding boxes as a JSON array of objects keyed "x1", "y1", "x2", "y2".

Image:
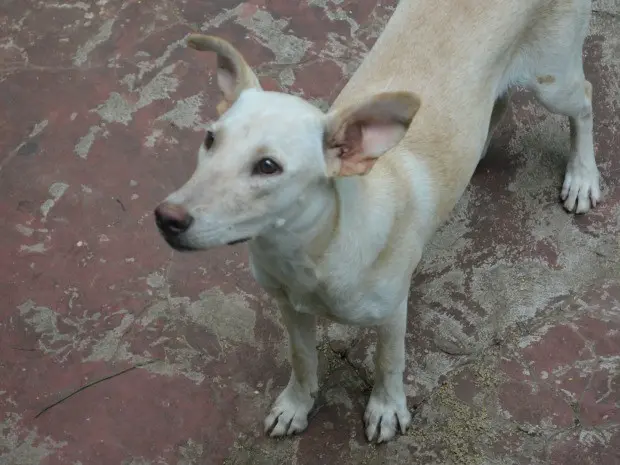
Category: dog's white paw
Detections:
[
  {"x1": 561, "y1": 159, "x2": 601, "y2": 214},
  {"x1": 264, "y1": 386, "x2": 314, "y2": 437},
  {"x1": 364, "y1": 392, "x2": 411, "y2": 443}
]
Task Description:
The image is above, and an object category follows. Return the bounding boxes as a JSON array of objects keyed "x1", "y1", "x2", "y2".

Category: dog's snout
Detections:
[{"x1": 154, "y1": 202, "x2": 194, "y2": 235}]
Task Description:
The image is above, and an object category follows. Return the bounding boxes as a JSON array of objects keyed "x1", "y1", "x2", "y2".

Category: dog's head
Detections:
[{"x1": 155, "y1": 34, "x2": 421, "y2": 251}]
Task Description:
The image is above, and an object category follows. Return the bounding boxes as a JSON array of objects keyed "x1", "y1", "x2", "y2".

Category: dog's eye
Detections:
[
  {"x1": 204, "y1": 130, "x2": 215, "y2": 150},
  {"x1": 252, "y1": 158, "x2": 282, "y2": 176}
]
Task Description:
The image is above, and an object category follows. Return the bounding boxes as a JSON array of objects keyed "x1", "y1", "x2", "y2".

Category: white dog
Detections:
[{"x1": 155, "y1": 0, "x2": 600, "y2": 443}]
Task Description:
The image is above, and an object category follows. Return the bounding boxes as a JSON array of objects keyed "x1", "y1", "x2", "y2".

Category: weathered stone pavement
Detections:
[{"x1": 1, "y1": 1, "x2": 618, "y2": 464}]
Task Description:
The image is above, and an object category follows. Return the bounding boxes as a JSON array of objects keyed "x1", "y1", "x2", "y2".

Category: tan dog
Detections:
[{"x1": 154, "y1": 0, "x2": 600, "y2": 443}]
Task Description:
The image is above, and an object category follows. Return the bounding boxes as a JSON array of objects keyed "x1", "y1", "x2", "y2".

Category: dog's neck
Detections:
[{"x1": 252, "y1": 178, "x2": 341, "y2": 263}]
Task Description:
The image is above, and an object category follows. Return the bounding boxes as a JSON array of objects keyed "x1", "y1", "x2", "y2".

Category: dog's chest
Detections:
[
  {"x1": 250, "y1": 248, "x2": 396, "y2": 325},
  {"x1": 284, "y1": 280, "x2": 396, "y2": 325},
  {"x1": 251, "y1": 249, "x2": 335, "y2": 313},
  {"x1": 283, "y1": 282, "x2": 366, "y2": 324}
]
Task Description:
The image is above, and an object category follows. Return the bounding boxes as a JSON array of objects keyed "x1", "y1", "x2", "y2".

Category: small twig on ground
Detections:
[
  {"x1": 34, "y1": 360, "x2": 157, "y2": 419},
  {"x1": 11, "y1": 346, "x2": 37, "y2": 352}
]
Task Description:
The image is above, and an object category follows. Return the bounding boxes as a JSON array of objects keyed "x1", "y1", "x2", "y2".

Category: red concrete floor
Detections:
[{"x1": 1, "y1": 1, "x2": 619, "y2": 464}]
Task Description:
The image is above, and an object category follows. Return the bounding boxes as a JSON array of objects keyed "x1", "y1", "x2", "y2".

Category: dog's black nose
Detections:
[{"x1": 154, "y1": 202, "x2": 194, "y2": 235}]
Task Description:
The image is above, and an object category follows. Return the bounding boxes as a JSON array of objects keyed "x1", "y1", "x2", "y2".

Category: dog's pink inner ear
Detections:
[
  {"x1": 351, "y1": 121, "x2": 409, "y2": 158},
  {"x1": 338, "y1": 121, "x2": 407, "y2": 176},
  {"x1": 327, "y1": 91, "x2": 421, "y2": 177},
  {"x1": 335, "y1": 121, "x2": 408, "y2": 176}
]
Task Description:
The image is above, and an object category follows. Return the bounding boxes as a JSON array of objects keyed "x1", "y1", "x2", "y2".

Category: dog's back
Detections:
[
  {"x1": 334, "y1": 0, "x2": 595, "y2": 223},
  {"x1": 335, "y1": 0, "x2": 590, "y2": 105}
]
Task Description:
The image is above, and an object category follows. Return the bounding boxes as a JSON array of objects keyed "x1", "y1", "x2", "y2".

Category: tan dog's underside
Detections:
[{"x1": 155, "y1": 0, "x2": 601, "y2": 443}]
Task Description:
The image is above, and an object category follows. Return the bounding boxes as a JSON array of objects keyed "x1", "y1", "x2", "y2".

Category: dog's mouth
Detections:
[
  {"x1": 162, "y1": 236, "x2": 199, "y2": 252},
  {"x1": 170, "y1": 243, "x2": 198, "y2": 252},
  {"x1": 227, "y1": 237, "x2": 251, "y2": 246},
  {"x1": 159, "y1": 231, "x2": 250, "y2": 250}
]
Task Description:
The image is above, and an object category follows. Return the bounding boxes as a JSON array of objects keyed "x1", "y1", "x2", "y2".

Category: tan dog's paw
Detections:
[
  {"x1": 561, "y1": 160, "x2": 601, "y2": 214},
  {"x1": 264, "y1": 387, "x2": 314, "y2": 437},
  {"x1": 364, "y1": 393, "x2": 411, "y2": 443}
]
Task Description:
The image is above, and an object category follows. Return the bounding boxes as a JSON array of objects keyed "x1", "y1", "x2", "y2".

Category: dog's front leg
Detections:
[
  {"x1": 365, "y1": 299, "x2": 411, "y2": 443},
  {"x1": 264, "y1": 296, "x2": 318, "y2": 437}
]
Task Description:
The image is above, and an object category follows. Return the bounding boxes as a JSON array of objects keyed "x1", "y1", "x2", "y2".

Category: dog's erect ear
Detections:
[
  {"x1": 187, "y1": 34, "x2": 262, "y2": 115},
  {"x1": 324, "y1": 92, "x2": 421, "y2": 177}
]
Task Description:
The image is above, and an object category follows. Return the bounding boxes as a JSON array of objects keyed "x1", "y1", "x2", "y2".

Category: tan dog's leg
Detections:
[
  {"x1": 364, "y1": 299, "x2": 411, "y2": 443},
  {"x1": 532, "y1": 58, "x2": 600, "y2": 213},
  {"x1": 264, "y1": 298, "x2": 318, "y2": 436},
  {"x1": 481, "y1": 91, "x2": 513, "y2": 158}
]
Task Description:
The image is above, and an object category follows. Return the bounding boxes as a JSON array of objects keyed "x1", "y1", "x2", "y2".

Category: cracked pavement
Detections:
[{"x1": 1, "y1": 1, "x2": 619, "y2": 464}]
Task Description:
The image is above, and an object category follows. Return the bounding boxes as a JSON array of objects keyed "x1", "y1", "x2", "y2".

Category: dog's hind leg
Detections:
[
  {"x1": 532, "y1": 60, "x2": 600, "y2": 214},
  {"x1": 528, "y1": 2, "x2": 600, "y2": 214}
]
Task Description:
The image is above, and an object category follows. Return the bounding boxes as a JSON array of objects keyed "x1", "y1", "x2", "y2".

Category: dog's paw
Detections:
[
  {"x1": 264, "y1": 387, "x2": 314, "y2": 437},
  {"x1": 364, "y1": 392, "x2": 411, "y2": 443},
  {"x1": 561, "y1": 159, "x2": 601, "y2": 214}
]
